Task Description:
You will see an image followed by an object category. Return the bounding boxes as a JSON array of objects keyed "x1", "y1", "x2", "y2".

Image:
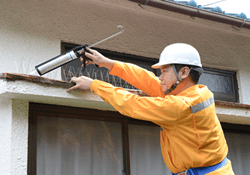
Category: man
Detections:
[{"x1": 67, "y1": 43, "x2": 235, "y2": 175}]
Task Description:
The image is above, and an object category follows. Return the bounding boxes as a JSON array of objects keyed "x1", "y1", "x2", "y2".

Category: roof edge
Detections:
[{"x1": 130, "y1": 0, "x2": 250, "y2": 29}]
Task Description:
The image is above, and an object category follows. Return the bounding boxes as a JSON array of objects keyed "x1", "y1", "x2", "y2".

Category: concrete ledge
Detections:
[
  {"x1": 0, "y1": 73, "x2": 115, "y2": 111},
  {"x1": 1, "y1": 73, "x2": 250, "y2": 125}
]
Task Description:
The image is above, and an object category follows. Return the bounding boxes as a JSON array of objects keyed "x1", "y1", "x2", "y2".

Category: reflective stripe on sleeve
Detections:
[{"x1": 190, "y1": 96, "x2": 214, "y2": 113}]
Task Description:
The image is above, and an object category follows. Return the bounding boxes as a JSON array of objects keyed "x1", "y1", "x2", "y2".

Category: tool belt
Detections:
[{"x1": 172, "y1": 157, "x2": 227, "y2": 175}]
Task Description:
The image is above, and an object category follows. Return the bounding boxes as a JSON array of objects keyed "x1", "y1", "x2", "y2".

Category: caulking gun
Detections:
[{"x1": 35, "y1": 25, "x2": 124, "y2": 76}]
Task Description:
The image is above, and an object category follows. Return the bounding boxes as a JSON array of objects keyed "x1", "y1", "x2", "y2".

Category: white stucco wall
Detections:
[
  {"x1": 0, "y1": 98, "x2": 29, "y2": 175},
  {"x1": 0, "y1": 99, "x2": 12, "y2": 175},
  {"x1": 238, "y1": 69, "x2": 250, "y2": 104},
  {"x1": 0, "y1": 28, "x2": 61, "y2": 80},
  {"x1": 10, "y1": 100, "x2": 29, "y2": 175},
  {"x1": 1, "y1": 0, "x2": 250, "y2": 104}
]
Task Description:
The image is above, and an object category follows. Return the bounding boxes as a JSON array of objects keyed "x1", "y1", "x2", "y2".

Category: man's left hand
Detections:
[{"x1": 67, "y1": 76, "x2": 93, "y2": 92}]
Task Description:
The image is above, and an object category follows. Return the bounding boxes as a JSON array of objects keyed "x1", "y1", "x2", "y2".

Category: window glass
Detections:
[
  {"x1": 128, "y1": 124, "x2": 171, "y2": 175},
  {"x1": 199, "y1": 73, "x2": 233, "y2": 94},
  {"x1": 198, "y1": 68, "x2": 238, "y2": 102},
  {"x1": 225, "y1": 131, "x2": 250, "y2": 174},
  {"x1": 36, "y1": 116, "x2": 124, "y2": 175}
]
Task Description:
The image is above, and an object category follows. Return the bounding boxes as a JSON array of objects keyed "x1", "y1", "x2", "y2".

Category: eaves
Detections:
[{"x1": 130, "y1": 0, "x2": 250, "y2": 30}]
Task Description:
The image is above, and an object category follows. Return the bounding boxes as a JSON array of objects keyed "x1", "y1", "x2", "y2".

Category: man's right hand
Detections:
[{"x1": 82, "y1": 48, "x2": 115, "y2": 71}]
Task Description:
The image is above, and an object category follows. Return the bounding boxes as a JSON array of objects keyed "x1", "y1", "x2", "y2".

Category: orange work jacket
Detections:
[{"x1": 90, "y1": 62, "x2": 234, "y2": 174}]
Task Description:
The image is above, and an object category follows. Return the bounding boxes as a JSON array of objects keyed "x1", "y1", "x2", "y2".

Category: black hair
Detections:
[{"x1": 174, "y1": 64, "x2": 203, "y2": 84}]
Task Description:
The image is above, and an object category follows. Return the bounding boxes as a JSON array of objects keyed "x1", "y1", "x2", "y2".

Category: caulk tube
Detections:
[
  {"x1": 35, "y1": 50, "x2": 77, "y2": 75},
  {"x1": 35, "y1": 44, "x2": 88, "y2": 76}
]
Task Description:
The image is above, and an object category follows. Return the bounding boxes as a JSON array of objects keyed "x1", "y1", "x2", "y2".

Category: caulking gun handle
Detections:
[
  {"x1": 82, "y1": 50, "x2": 99, "y2": 68},
  {"x1": 76, "y1": 45, "x2": 99, "y2": 73},
  {"x1": 74, "y1": 44, "x2": 89, "y2": 56}
]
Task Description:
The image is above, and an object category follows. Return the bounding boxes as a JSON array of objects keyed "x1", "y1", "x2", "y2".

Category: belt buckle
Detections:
[
  {"x1": 177, "y1": 173, "x2": 185, "y2": 175},
  {"x1": 177, "y1": 169, "x2": 188, "y2": 175}
]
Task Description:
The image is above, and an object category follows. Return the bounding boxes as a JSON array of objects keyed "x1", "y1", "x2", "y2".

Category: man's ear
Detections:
[{"x1": 178, "y1": 66, "x2": 190, "y2": 79}]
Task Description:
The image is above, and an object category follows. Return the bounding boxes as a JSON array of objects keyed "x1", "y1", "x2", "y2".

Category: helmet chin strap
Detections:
[{"x1": 164, "y1": 65, "x2": 183, "y2": 95}]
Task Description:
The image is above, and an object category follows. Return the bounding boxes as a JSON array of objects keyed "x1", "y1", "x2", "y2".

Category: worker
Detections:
[{"x1": 67, "y1": 43, "x2": 235, "y2": 175}]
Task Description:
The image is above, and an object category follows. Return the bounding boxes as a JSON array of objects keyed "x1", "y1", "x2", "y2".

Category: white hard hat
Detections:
[{"x1": 151, "y1": 43, "x2": 202, "y2": 69}]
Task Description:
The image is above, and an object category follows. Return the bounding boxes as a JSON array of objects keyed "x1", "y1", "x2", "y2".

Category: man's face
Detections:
[{"x1": 159, "y1": 65, "x2": 177, "y2": 93}]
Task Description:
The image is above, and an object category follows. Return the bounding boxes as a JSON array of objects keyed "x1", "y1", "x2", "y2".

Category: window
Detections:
[
  {"x1": 199, "y1": 67, "x2": 238, "y2": 102},
  {"x1": 61, "y1": 43, "x2": 238, "y2": 102},
  {"x1": 28, "y1": 103, "x2": 170, "y2": 175},
  {"x1": 29, "y1": 103, "x2": 250, "y2": 175},
  {"x1": 221, "y1": 123, "x2": 250, "y2": 174},
  {"x1": 36, "y1": 116, "x2": 124, "y2": 175}
]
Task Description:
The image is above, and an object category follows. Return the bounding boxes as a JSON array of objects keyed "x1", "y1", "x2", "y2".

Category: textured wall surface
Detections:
[
  {"x1": 0, "y1": 1, "x2": 250, "y2": 173},
  {"x1": 1, "y1": 0, "x2": 250, "y2": 67},
  {"x1": 0, "y1": 99, "x2": 12, "y2": 175},
  {"x1": 10, "y1": 100, "x2": 29, "y2": 175},
  {"x1": 0, "y1": 28, "x2": 61, "y2": 79},
  {"x1": 238, "y1": 69, "x2": 250, "y2": 104},
  {"x1": 1, "y1": 0, "x2": 250, "y2": 104},
  {"x1": 0, "y1": 98, "x2": 29, "y2": 175},
  {"x1": 0, "y1": 79, "x2": 114, "y2": 111}
]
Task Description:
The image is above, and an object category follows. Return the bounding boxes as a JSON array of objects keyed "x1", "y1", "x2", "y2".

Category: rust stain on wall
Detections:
[
  {"x1": 0, "y1": 73, "x2": 75, "y2": 89},
  {"x1": 215, "y1": 101, "x2": 250, "y2": 110}
]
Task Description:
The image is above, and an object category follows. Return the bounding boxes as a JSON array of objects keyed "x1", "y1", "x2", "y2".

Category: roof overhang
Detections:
[{"x1": 130, "y1": 0, "x2": 250, "y2": 29}]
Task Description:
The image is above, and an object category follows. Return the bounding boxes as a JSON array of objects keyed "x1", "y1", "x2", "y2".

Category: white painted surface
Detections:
[
  {"x1": 0, "y1": 0, "x2": 250, "y2": 104},
  {"x1": 0, "y1": 98, "x2": 12, "y2": 175},
  {"x1": 10, "y1": 100, "x2": 29, "y2": 175},
  {"x1": 0, "y1": 80, "x2": 115, "y2": 111},
  {"x1": 1, "y1": 0, "x2": 250, "y2": 70},
  {"x1": 216, "y1": 107, "x2": 250, "y2": 125},
  {"x1": 238, "y1": 69, "x2": 250, "y2": 105},
  {"x1": 0, "y1": 28, "x2": 61, "y2": 80},
  {"x1": 0, "y1": 98, "x2": 29, "y2": 175}
]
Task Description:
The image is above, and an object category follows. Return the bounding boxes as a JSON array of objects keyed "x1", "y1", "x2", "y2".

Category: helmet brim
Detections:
[
  {"x1": 151, "y1": 62, "x2": 170, "y2": 69},
  {"x1": 151, "y1": 62, "x2": 202, "y2": 69}
]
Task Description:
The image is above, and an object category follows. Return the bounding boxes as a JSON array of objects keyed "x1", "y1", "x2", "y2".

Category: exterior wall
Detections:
[
  {"x1": 10, "y1": 100, "x2": 29, "y2": 175},
  {"x1": 0, "y1": 99, "x2": 29, "y2": 175},
  {"x1": 0, "y1": 98, "x2": 12, "y2": 175},
  {"x1": 0, "y1": 0, "x2": 250, "y2": 174},
  {"x1": 0, "y1": 27, "x2": 61, "y2": 80},
  {"x1": 1, "y1": 0, "x2": 250, "y2": 103},
  {"x1": 238, "y1": 69, "x2": 250, "y2": 104}
]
